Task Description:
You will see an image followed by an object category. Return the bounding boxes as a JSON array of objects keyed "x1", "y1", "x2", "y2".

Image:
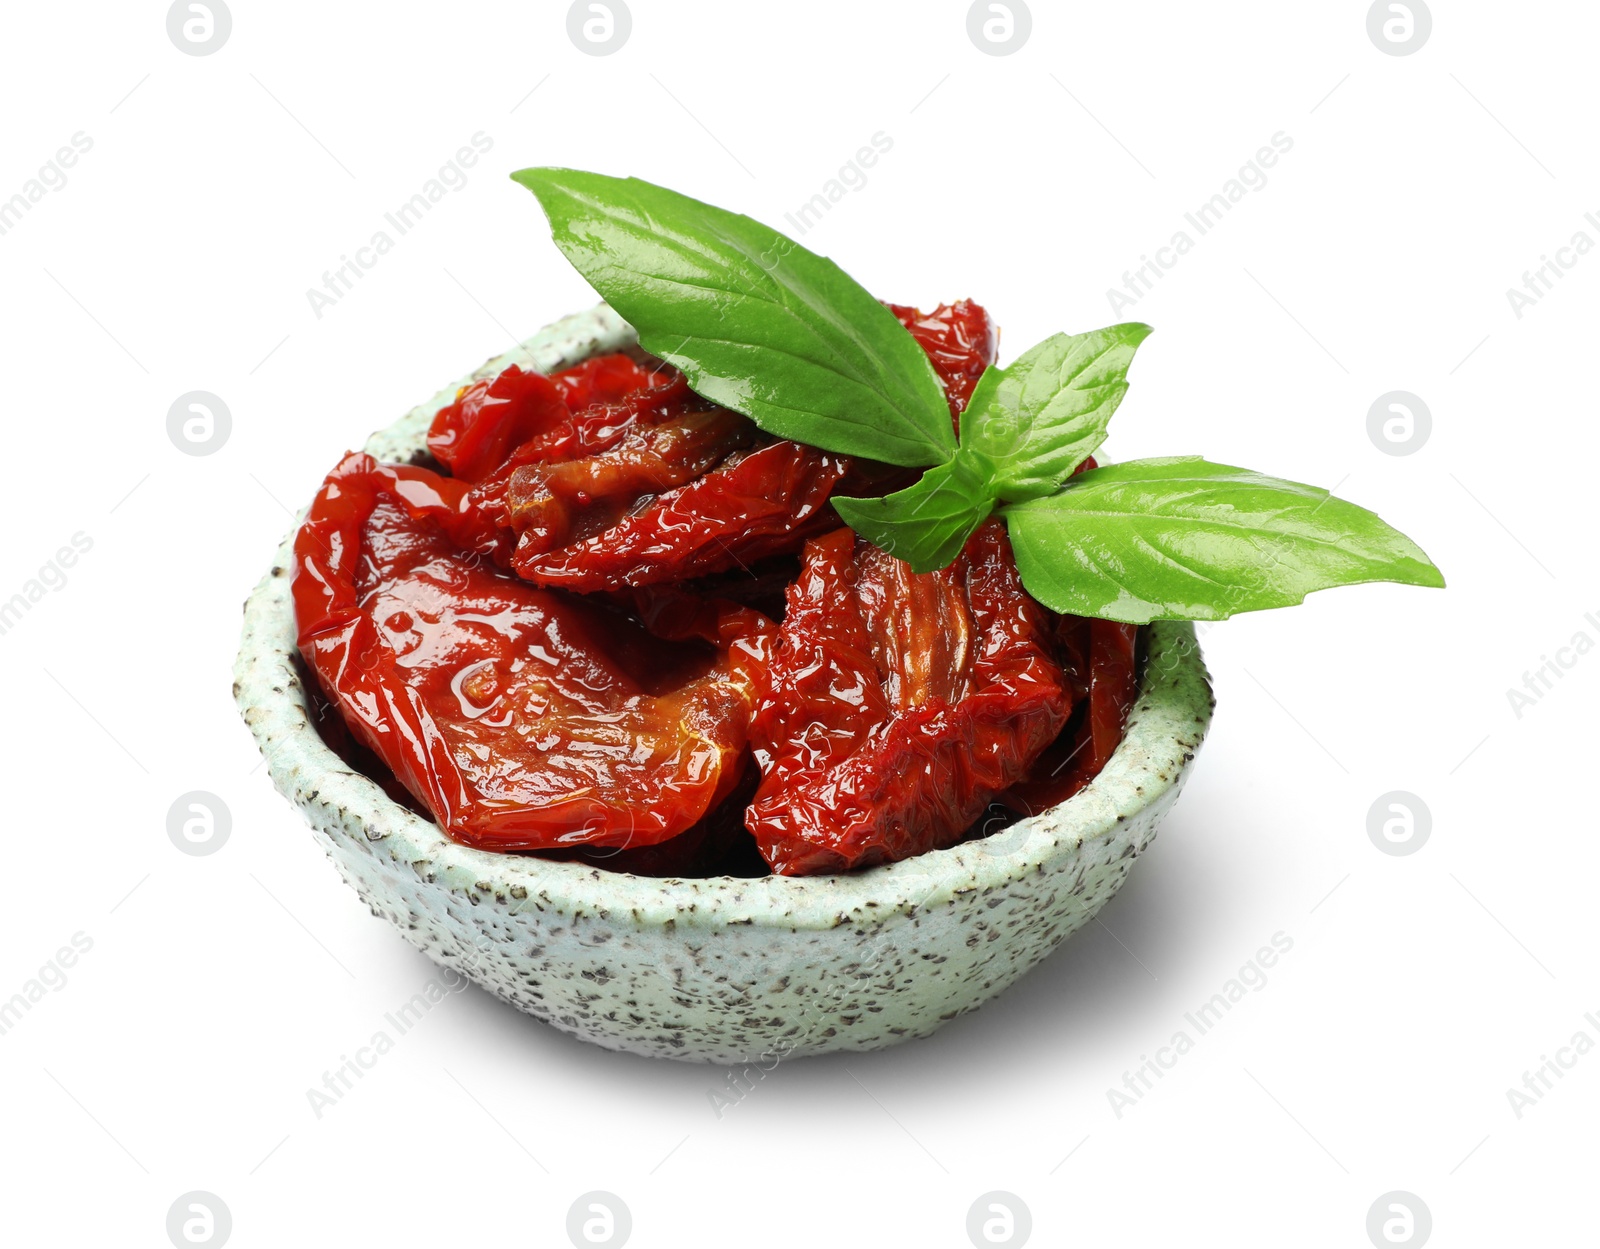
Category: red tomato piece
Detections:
[
  {"x1": 1000, "y1": 616, "x2": 1140, "y2": 815},
  {"x1": 744, "y1": 521, "x2": 1070, "y2": 875},
  {"x1": 424, "y1": 300, "x2": 999, "y2": 594},
  {"x1": 531, "y1": 766, "x2": 768, "y2": 878},
  {"x1": 293, "y1": 451, "x2": 767, "y2": 852},
  {"x1": 994, "y1": 454, "x2": 1140, "y2": 815},
  {"x1": 886, "y1": 299, "x2": 998, "y2": 423},
  {"x1": 298, "y1": 297, "x2": 1142, "y2": 876},
  {"x1": 427, "y1": 364, "x2": 570, "y2": 485},
  {"x1": 512, "y1": 437, "x2": 853, "y2": 590},
  {"x1": 428, "y1": 356, "x2": 694, "y2": 484}
]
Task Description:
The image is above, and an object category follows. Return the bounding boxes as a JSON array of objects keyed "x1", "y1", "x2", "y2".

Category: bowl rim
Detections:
[{"x1": 233, "y1": 304, "x2": 1214, "y2": 933}]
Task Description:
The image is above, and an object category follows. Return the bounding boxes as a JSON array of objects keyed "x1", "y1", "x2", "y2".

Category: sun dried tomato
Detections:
[
  {"x1": 510, "y1": 436, "x2": 853, "y2": 589},
  {"x1": 534, "y1": 766, "x2": 769, "y2": 878},
  {"x1": 992, "y1": 454, "x2": 1141, "y2": 815},
  {"x1": 424, "y1": 301, "x2": 999, "y2": 593},
  {"x1": 885, "y1": 299, "x2": 998, "y2": 422},
  {"x1": 1000, "y1": 616, "x2": 1140, "y2": 815},
  {"x1": 744, "y1": 521, "x2": 1069, "y2": 875},
  {"x1": 428, "y1": 355, "x2": 694, "y2": 484},
  {"x1": 292, "y1": 451, "x2": 767, "y2": 852},
  {"x1": 304, "y1": 634, "x2": 770, "y2": 877},
  {"x1": 297, "y1": 297, "x2": 1142, "y2": 875},
  {"x1": 426, "y1": 364, "x2": 568, "y2": 485}
]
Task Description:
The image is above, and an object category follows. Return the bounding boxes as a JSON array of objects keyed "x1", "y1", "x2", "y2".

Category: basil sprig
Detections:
[
  {"x1": 1003, "y1": 458, "x2": 1445, "y2": 621},
  {"x1": 832, "y1": 321, "x2": 1155, "y2": 572},
  {"x1": 511, "y1": 168, "x2": 953, "y2": 467},
  {"x1": 513, "y1": 167, "x2": 1445, "y2": 623}
]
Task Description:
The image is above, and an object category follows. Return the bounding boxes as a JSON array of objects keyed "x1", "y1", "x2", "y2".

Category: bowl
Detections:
[{"x1": 233, "y1": 305, "x2": 1215, "y2": 1064}]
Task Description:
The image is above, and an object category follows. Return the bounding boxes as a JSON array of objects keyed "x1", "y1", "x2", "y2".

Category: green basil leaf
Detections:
[
  {"x1": 512, "y1": 167, "x2": 955, "y2": 468},
  {"x1": 1002, "y1": 456, "x2": 1446, "y2": 623},
  {"x1": 833, "y1": 457, "x2": 997, "y2": 573},
  {"x1": 963, "y1": 323, "x2": 1152, "y2": 502}
]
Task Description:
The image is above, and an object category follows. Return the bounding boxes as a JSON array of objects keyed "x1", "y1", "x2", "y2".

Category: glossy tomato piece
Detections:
[
  {"x1": 744, "y1": 521, "x2": 1069, "y2": 875},
  {"x1": 293, "y1": 451, "x2": 767, "y2": 852},
  {"x1": 531, "y1": 766, "x2": 768, "y2": 878},
  {"x1": 512, "y1": 437, "x2": 852, "y2": 590},
  {"x1": 886, "y1": 299, "x2": 998, "y2": 422},
  {"x1": 432, "y1": 354, "x2": 852, "y2": 590},
  {"x1": 989, "y1": 451, "x2": 1142, "y2": 813},
  {"x1": 1000, "y1": 616, "x2": 1140, "y2": 815},
  {"x1": 427, "y1": 364, "x2": 570, "y2": 484},
  {"x1": 428, "y1": 356, "x2": 695, "y2": 485},
  {"x1": 426, "y1": 300, "x2": 998, "y2": 595}
]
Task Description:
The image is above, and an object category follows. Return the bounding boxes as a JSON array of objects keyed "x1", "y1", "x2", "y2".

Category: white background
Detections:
[{"x1": 1, "y1": 1, "x2": 1594, "y2": 1245}]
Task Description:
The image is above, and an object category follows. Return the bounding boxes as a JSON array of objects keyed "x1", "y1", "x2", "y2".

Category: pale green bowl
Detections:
[{"x1": 233, "y1": 306, "x2": 1214, "y2": 1063}]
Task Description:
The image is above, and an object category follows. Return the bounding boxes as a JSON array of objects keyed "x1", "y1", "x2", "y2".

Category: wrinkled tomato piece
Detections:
[
  {"x1": 423, "y1": 301, "x2": 999, "y2": 593},
  {"x1": 996, "y1": 454, "x2": 1140, "y2": 814},
  {"x1": 428, "y1": 356, "x2": 694, "y2": 484},
  {"x1": 533, "y1": 766, "x2": 768, "y2": 878},
  {"x1": 292, "y1": 451, "x2": 767, "y2": 852},
  {"x1": 511, "y1": 437, "x2": 853, "y2": 590},
  {"x1": 305, "y1": 647, "x2": 769, "y2": 878},
  {"x1": 886, "y1": 299, "x2": 998, "y2": 423},
  {"x1": 430, "y1": 357, "x2": 853, "y2": 589},
  {"x1": 426, "y1": 364, "x2": 568, "y2": 485},
  {"x1": 1000, "y1": 617, "x2": 1139, "y2": 815},
  {"x1": 745, "y1": 521, "x2": 1069, "y2": 875}
]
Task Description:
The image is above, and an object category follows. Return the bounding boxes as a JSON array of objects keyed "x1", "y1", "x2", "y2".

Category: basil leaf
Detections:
[
  {"x1": 512, "y1": 167, "x2": 955, "y2": 468},
  {"x1": 963, "y1": 323, "x2": 1153, "y2": 502},
  {"x1": 833, "y1": 458, "x2": 997, "y2": 573},
  {"x1": 1002, "y1": 457, "x2": 1446, "y2": 622}
]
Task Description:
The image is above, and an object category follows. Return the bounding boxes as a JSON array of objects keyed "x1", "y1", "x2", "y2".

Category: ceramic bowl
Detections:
[{"x1": 233, "y1": 305, "x2": 1215, "y2": 1064}]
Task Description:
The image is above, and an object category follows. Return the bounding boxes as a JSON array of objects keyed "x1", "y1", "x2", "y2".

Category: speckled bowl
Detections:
[{"x1": 234, "y1": 306, "x2": 1214, "y2": 1064}]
